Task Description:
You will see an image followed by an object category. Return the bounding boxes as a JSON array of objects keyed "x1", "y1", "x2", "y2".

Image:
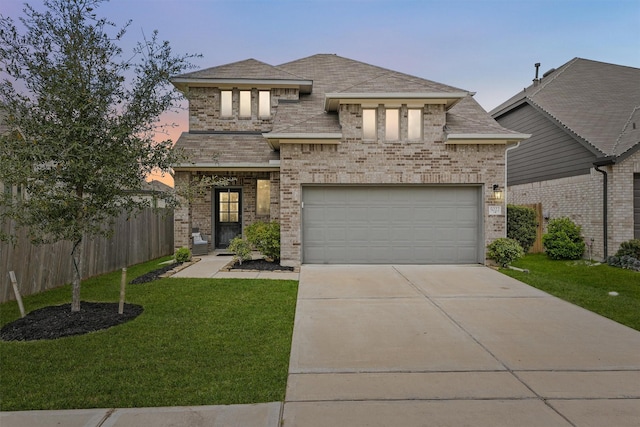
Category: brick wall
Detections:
[
  {"x1": 175, "y1": 171, "x2": 279, "y2": 252},
  {"x1": 508, "y1": 149, "x2": 640, "y2": 260},
  {"x1": 188, "y1": 87, "x2": 298, "y2": 132},
  {"x1": 279, "y1": 104, "x2": 507, "y2": 266}
]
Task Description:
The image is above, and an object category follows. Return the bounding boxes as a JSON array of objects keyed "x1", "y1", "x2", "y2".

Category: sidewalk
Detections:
[{"x1": 170, "y1": 252, "x2": 300, "y2": 280}]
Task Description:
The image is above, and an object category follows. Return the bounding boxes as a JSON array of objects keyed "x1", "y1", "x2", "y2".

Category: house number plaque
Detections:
[{"x1": 488, "y1": 206, "x2": 502, "y2": 216}]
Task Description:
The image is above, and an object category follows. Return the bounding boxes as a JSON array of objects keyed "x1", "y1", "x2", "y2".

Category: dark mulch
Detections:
[
  {"x1": 231, "y1": 259, "x2": 294, "y2": 271},
  {"x1": 129, "y1": 262, "x2": 181, "y2": 284},
  {"x1": 1, "y1": 302, "x2": 143, "y2": 342}
]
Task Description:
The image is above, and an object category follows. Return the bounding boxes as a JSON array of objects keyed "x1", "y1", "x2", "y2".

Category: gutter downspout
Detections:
[
  {"x1": 593, "y1": 157, "x2": 616, "y2": 259},
  {"x1": 504, "y1": 141, "x2": 522, "y2": 233}
]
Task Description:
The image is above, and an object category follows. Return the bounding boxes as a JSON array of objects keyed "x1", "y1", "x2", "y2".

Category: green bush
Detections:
[
  {"x1": 542, "y1": 217, "x2": 586, "y2": 260},
  {"x1": 507, "y1": 204, "x2": 537, "y2": 252},
  {"x1": 615, "y1": 239, "x2": 640, "y2": 259},
  {"x1": 228, "y1": 236, "x2": 252, "y2": 265},
  {"x1": 174, "y1": 247, "x2": 191, "y2": 263},
  {"x1": 607, "y1": 255, "x2": 640, "y2": 272},
  {"x1": 487, "y1": 238, "x2": 525, "y2": 267},
  {"x1": 245, "y1": 220, "x2": 281, "y2": 261}
]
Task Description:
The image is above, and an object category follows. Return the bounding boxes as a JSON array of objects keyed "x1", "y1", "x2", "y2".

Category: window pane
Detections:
[
  {"x1": 220, "y1": 212, "x2": 229, "y2": 222},
  {"x1": 256, "y1": 179, "x2": 270, "y2": 216},
  {"x1": 220, "y1": 192, "x2": 229, "y2": 202},
  {"x1": 259, "y1": 91, "x2": 270, "y2": 118},
  {"x1": 220, "y1": 91, "x2": 232, "y2": 116},
  {"x1": 386, "y1": 108, "x2": 399, "y2": 140},
  {"x1": 362, "y1": 109, "x2": 376, "y2": 139},
  {"x1": 239, "y1": 90, "x2": 251, "y2": 116},
  {"x1": 230, "y1": 213, "x2": 239, "y2": 222},
  {"x1": 229, "y1": 202, "x2": 238, "y2": 213},
  {"x1": 408, "y1": 109, "x2": 422, "y2": 140},
  {"x1": 229, "y1": 192, "x2": 238, "y2": 202}
]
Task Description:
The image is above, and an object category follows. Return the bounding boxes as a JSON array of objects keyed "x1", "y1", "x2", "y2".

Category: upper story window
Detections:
[
  {"x1": 239, "y1": 90, "x2": 251, "y2": 117},
  {"x1": 407, "y1": 108, "x2": 422, "y2": 140},
  {"x1": 259, "y1": 91, "x2": 270, "y2": 118},
  {"x1": 385, "y1": 108, "x2": 399, "y2": 140},
  {"x1": 220, "y1": 90, "x2": 232, "y2": 116},
  {"x1": 362, "y1": 108, "x2": 377, "y2": 139}
]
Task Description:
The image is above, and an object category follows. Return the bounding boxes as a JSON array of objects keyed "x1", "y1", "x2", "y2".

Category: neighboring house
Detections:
[
  {"x1": 170, "y1": 54, "x2": 529, "y2": 266},
  {"x1": 491, "y1": 58, "x2": 640, "y2": 260}
]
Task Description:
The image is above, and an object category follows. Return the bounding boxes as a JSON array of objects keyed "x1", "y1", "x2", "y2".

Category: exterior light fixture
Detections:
[{"x1": 492, "y1": 184, "x2": 503, "y2": 200}]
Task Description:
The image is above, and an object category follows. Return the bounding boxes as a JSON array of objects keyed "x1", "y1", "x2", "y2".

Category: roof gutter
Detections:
[{"x1": 593, "y1": 156, "x2": 616, "y2": 259}]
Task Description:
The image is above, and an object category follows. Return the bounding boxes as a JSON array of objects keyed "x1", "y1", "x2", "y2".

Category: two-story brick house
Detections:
[{"x1": 170, "y1": 54, "x2": 529, "y2": 266}]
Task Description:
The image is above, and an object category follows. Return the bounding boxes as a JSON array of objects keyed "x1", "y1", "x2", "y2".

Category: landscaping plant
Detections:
[
  {"x1": 174, "y1": 247, "x2": 191, "y2": 263},
  {"x1": 228, "y1": 236, "x2": 252, "y2": 265},
  {"x1": 245, "y1": 220, "x2": 281, "y2": 261},
  {"x1": 542, "y1": 217, "x2": 586, "y2": 260},
  {"x1": 507, "y1": 204, "x2": 537, "y2": 252},
  {"x1": 607, "y1": 239, "x2": 640, "y2": 272},
  {"x1": 487, "y1": 237, "x2": 525, "y2": 267}
]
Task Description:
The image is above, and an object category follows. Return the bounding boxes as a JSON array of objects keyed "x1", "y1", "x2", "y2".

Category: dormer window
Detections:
[
  {"x1": 220, "y1": 90, "x2": 232, "y2": 116},
  {"x1": 239, "y1": 90, "x2": 251, "y2": 117},
  {"x1": 362, "y1": 109, "x2": 377, "y2": 139},
  {"x1": 259, "y1": 90, "x2": 271, "y2": 118},
  {"x1": 385, "y1": 108, "x2": 399, "y2": 140},
  {"x1": 408, "y1": 108, "x2": 422, "y2": 140}
]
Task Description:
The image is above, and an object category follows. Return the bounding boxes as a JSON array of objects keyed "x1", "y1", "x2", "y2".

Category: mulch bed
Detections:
[
  {"x1": 230, "y1": 259, "x2": 294, "y2": 271},
  {"x1": 129, "y1": 262, "x2": 182, "y2": 284},
  {"x1": 1, "y1": 302, "x2": 143, "y2": 342}
]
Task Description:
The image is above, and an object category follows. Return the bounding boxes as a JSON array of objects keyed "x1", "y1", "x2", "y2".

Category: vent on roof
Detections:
[
  {"x1": 542, "y1": 68, "x2": 557, "y2": 78},
  {"x1": 533, "y1": 63, "x2": 541, "y2": 86}
]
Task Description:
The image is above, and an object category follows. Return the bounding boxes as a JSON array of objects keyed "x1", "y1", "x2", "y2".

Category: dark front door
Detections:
[{"x1": 214, "y1": 188, "x2": 242, "y2": 248}]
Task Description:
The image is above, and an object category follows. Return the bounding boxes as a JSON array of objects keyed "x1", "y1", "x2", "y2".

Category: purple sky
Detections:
[{"x1": 4, "y1": 0, "x2": 640, "y2": 183}]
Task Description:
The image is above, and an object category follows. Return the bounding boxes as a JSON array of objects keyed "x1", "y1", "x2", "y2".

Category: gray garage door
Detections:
[{"x1": 302, "y1": 186, "x2": 482, "y2": 264}]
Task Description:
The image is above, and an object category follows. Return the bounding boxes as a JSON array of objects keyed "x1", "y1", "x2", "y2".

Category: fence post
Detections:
[
  {"x1": 9, "y1": 271, "x2": 26, "y2": 318},
  {"x1": 118, "y1": 268, "x2": 127, "y2": 315}
]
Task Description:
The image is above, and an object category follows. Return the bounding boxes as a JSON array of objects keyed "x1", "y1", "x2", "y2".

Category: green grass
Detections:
[
  {"x1": 0, "y1": 257, "x2": 298, "y2": 411},
  {"x1": 502, "y1": 254, "x2": 640, "y2": 331}
]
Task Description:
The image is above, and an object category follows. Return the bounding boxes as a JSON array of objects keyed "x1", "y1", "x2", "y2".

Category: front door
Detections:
[{"x1": 214, "y1": 188, "x2": 242, "y2": 248}]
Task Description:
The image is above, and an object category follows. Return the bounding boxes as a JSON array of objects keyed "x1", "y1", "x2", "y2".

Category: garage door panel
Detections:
[{"x1": 303, "y1": 186, "x2": 481, "y2": 264}]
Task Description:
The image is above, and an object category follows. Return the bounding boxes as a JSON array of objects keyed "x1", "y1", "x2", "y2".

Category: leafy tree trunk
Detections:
[{"x1": 71, "y1": 239, "x2": 83, "y2": 312}]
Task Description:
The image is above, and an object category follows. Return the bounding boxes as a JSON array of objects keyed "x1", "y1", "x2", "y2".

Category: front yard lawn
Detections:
[
  {"x1": 502, "y1": 254, "x2": 640, "y2": 331},
  {"x1": 0, "y1": 257, "x2": 298, "y2": 411}
]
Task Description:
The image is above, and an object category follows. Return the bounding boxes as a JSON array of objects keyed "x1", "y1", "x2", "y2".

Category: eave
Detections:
[
  {"x1": 324, "y1": 92, "x2": 469, "y2": 112},
  {"x1": 262, "y1": 133, "x2": 343, "y2": 150},
  {"x1": 171, "y1": 78, "x2": 313, "y2": 94},
  {"x1": 445, "y1": 133, "x2": 531, "y2": 145},
  {"x1": 173, "y1": 162, "x2": 280, "y2": 172}
]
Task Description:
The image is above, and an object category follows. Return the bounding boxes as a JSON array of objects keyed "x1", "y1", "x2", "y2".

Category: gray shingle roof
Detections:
[
  {"x1": 174, "y1": 132, "x2": 279, "y2": 166},
  {"x1": 491, "y1": 58, "x2": 640, "y2": 158},
  {"x1": 175, "y1": 58, "x2": 306, "y2": 81}
]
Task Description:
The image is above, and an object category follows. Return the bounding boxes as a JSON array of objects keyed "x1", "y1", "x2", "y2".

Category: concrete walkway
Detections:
[
  {"x1": 3, "y1": 263, "x2": 639, "y2": 426},
  {"x1": 283, "y1": 264, "x2": 640, "y2": 426}
]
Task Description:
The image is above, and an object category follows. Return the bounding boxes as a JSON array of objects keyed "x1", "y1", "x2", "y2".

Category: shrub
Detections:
[
  {"x1": 487, "y1": 238, "x2": 525, "y2": 267},
  {"x1": 607, "y1": 255, "x2": 640, "y2": 272},
  {"x1": 245, "y1": 220, "x2": 281, "y2": 261},
  {"x1": 615, "y1": 239, "x2": 640, "y2": 259},
  {"x1": 542, "y1": 217, "x2": 586, "y2": 260},
  {"x1": 228, "y1": 236, "x2": 252, "y2": 265},
  {"x1": 507, "y1": 205, "x2": 537, "y2": 252},
  {"x1": 174, "y1": 247, "x2": 191, "y2": 263}
]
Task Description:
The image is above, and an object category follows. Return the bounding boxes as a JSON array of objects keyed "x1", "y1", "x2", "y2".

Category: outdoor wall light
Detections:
[{"x1": 492, "y1": 184, "x2": 503, "y2": 200}]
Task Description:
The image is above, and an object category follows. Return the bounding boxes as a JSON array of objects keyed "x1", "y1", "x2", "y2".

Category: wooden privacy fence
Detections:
[
  {"x1": 522, "y1": 203, "x2": 544, "y2": 253},
  {"x1": 0, "y1": 208, "x2": 174, "y2": 303}
]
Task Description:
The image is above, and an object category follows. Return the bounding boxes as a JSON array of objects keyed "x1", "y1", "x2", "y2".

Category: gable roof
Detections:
[
  {"x1": 172, "y1": 58, "x2": 313, "y2": 93},
  {"x1": 491, "y1": 58, "x2": 640, "y2": 159}
]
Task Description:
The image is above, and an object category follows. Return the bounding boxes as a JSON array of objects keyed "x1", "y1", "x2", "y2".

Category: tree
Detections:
[{"x1": 0, "y1": 0, "x2": 198, "y2": 311}]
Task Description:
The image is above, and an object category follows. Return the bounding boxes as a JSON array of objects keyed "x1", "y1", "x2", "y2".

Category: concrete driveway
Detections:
[{"x1": 283, "y1": 265, "x2": 640, "y2": 427}]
